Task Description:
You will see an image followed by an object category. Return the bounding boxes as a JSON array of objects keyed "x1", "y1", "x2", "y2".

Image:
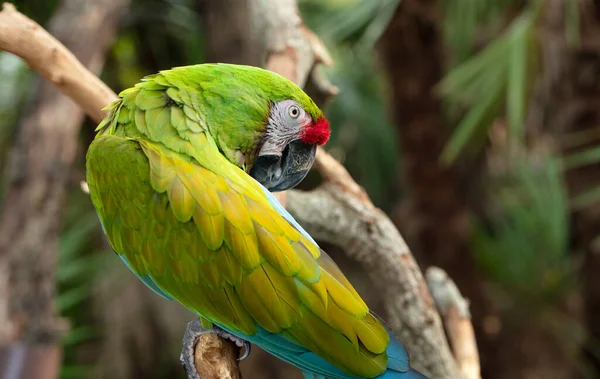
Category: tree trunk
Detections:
[
  {"x1": 196, "y1": 0, "x2": 261, "y2": 66},
  {"x1": 0, "y1": 1, "x2": 128, "y2": 378}
]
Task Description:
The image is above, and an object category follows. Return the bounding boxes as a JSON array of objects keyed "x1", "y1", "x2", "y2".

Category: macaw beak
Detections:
[{"x1": 249, "y1": 139, "x2": 316, "y2": 192}]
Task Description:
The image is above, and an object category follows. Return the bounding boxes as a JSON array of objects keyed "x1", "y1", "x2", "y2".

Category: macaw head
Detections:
[
  {"x1": 188, "y1": 64, "x2": 331, "y2": 192},
  {"x1": 249, "y1": 98, "x2": 330, "y2": 192}
]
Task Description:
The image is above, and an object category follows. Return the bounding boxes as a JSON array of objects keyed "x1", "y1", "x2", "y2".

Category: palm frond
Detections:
[
  {"x1": 563, "y1": 145, "x2": 600, "y2": 169},
  {"x1": 60, "y1": 366, "x2": 91, "y2": 379},
  {"x1": 439, "y1": 6, "x2": 540, "y2": 164},
  {"x1": 564, "y1": 0, "x2": 581, "y2": 46},
  {"x1": 473, "y1": 154, "x2": 574, "y2": 307},
  {"x1": 301, "y1": 0, "x2": 400, "y2": 50},
  {"x1": 442, "y1": 0, "x2": 519, "y2": 65},
  {"x1": 571, "y1": 187, "x2": 600, "y2": 211}
]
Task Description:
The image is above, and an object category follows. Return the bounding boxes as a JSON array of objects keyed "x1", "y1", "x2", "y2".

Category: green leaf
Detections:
[
  {"x1": 57, "y1": 285, "x2": 89, "y2": 312},
  {"x1": 442, "y1": 0, "x2": 518, "y2": 65},
  {"x1": 62, "y1": 326, "x2": 96, "y2": 347},
  {"x1": 506, "y1": 17, "x2": 530, "y2": 149},
  {"x1": 59, "y1": 212, "x2": 99, "y2": 262},
  {"x1": 441, "y1": 69, "x2": 505, "y2": 164},
  {"x1": 472, "y1": 154, "x2": 572, "y2": 305},
  {"x1": 357, "y1": 0, "x2": 400, "y2": 49},
  {"x1": 439, "y1": 33, "x2": 510, "y2": 99},
  {"x1": 563, "y1": 145, "x2": 600, "y2": 169},
  {"x1": 571, "y1": 186, "x2": 600, "y2": 210},
  {"x1": 440, "y1": 6, "x2": 539, "y2": 163},
  {"x1": 564, "y1": 0, "x2": 581, "y2": 46},
  {"x1": 57, "y1": 254, "x2": 105, "y2": 283},
  {"x1": 60, "y1": 365, "x2": 92, "y2": 379}
]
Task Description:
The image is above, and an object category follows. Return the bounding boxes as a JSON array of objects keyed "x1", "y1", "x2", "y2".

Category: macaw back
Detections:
[{"x1": 86, "y1": 64, "x2": 425, "y2": 379}]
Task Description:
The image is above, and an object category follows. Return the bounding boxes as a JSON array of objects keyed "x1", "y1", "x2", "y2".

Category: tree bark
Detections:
[
  {"x1": 427, "y1": 268, "x2": 480, "y2": 379},
  {"x1": 197, "y1": 0, "x2": 261, "y2": 66},
  {"x1": 0, "y1": 1, "x2": 128, "y2": 378}
]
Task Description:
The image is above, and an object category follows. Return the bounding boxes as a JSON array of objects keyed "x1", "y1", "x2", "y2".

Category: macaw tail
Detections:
[
  {"x1": 301, "y1": 327, "x2": 430, "y2": 379},
  {"x1": 376, "y1": 368, "x2": 429, "y2": 379},
  {"x1": 373, "y1": 328, "x2": 430, "y2": 379},
  {"x1": 302, "y1": 368, "x2": 428, "y2": 379}
]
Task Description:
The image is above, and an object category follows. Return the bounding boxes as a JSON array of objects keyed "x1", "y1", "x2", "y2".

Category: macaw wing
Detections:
[{"x1": 86, "y1": 133, "x2": 403, "y2": 378}]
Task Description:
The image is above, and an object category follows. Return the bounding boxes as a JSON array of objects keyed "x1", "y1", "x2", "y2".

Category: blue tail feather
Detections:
[
  {"x1": 382, "y1": 327, "x2": 410, "y2": 373},
  {"x1": 217, "y1": 324, "x2": 359, "y2": 379},
  {"x1": 376, "y1": 369, "x2": 429, "y2": 379},
  {"x1": 372, "y1": 330, "x2": 429, "y2": 378},
  {"x1": 218, "y1": 322, "x2": 429, "y2": 379},
  {"x1": 303, "y1": 372, "x2": 326, "y2": 379}
]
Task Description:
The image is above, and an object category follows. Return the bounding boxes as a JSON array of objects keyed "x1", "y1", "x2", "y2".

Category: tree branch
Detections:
[
  {"x1": 0, "y1": 3, "x2": 118, "y2": 122},
  {"x1": 193, "y1": 333, "x2": 241, "y2": 379},
  {"x1": 426, "y1": 267, "x2": 481, "y2": 379}
]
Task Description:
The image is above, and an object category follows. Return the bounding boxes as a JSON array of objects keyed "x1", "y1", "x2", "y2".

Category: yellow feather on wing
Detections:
[
  {"x1": 254, "y1": 223, "x2": 300, "y2": 277},
  {"x1": 167, "y1": 175, "x2": 195, "y2": 222},
  {"x1": 193, "y1": 204, "x2": 225, "y2": 250}
]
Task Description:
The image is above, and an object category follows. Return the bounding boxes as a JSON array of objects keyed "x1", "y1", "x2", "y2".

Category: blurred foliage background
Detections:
[{"x1": 1, "y1": 0, "x2": 600, "y2": 378}]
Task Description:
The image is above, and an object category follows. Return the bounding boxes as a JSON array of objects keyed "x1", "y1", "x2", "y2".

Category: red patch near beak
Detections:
[{"x1": 300, "y1": 117, "x2": 331, "y2": 145}]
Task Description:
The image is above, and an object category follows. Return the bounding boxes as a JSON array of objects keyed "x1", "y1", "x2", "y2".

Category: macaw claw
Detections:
[
  {"x1": 180, "y1": 318, "x2": 251, "y2": 378},
  {"x1": 238, "y1": 341, "x2": 251, "y2": 361},
  {"x1": 208, "y1": 327, "x2": 251, "y2": 360}
]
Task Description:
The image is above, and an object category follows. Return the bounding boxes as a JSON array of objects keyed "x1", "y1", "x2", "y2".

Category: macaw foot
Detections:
[{"x1": 180, "y1": 318, "x2": 251, "y2": 379}]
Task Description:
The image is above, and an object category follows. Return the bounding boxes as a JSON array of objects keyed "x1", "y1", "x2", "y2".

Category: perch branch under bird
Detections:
[{"x1": 0, "y1": 1, "x2": 480, "y2": 378}]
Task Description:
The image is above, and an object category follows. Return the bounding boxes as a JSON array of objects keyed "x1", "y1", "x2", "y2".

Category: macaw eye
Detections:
[{"x1": 288, "y1": 105, "x2": 300, "y2": 119}]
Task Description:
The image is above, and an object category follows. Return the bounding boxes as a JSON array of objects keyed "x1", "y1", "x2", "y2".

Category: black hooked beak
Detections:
[{"x1": 249, "y1": 140, "x2": 316, "y2": 192}]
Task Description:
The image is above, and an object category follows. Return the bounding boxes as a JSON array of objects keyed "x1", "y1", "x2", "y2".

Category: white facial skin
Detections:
[{"x1": 258, "y1": 100, "x2": 312, "y2": 157}]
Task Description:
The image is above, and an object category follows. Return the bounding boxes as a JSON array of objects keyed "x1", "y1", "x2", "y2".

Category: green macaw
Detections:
[{"x1": 86, "y1": 63, "x2": 426, "y2": 379}]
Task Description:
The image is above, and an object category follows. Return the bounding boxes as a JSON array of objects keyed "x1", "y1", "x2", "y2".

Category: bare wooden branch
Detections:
[
  {"x1": 313, "y1": 147, "x2": 372, "y2": 205},
  {"x1": 426, "y1": 267, "x2": 481, "y2": 379},
  {"x1": 194, "y1": 334, "x2": 241, "y2": 379},
  {"x1": 0, "y1": 3, "x2": 118, "y2": 122}
]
